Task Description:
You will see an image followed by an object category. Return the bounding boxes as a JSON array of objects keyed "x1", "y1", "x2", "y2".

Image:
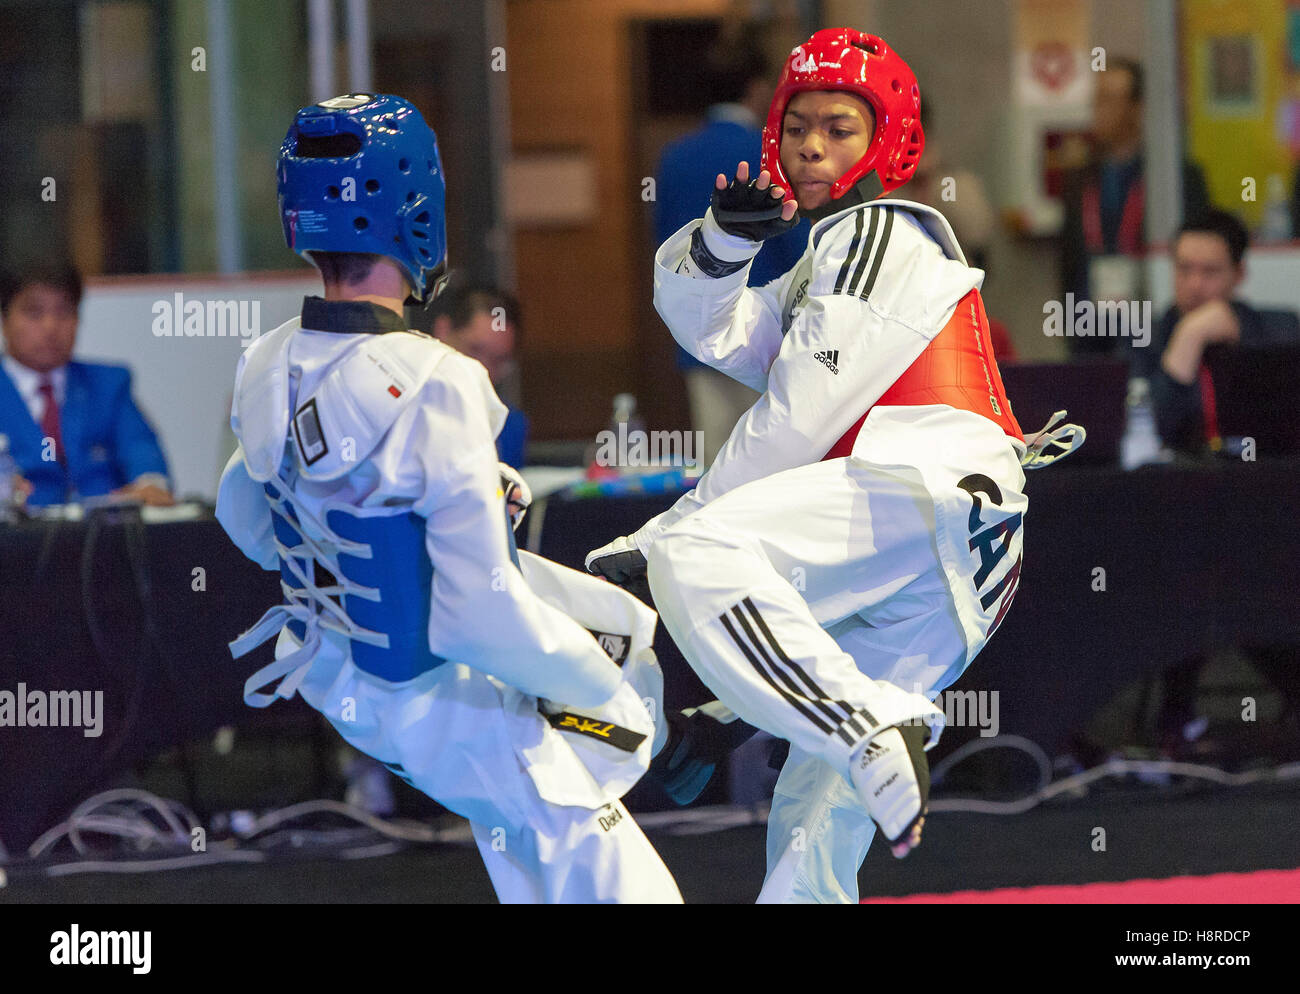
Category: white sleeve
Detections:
[
  {"x1": 635, "y1": 206, "x2": 979, "y2": 550},
  {"x1": 652, "y1": 217, "x2": 793, "y2": 393},
  {"x1": 412, "y1": 363, "x2": 624, "y2": 708},
  {"x1": 215, "y1": 445, "x2": 278, "y2": 571}
]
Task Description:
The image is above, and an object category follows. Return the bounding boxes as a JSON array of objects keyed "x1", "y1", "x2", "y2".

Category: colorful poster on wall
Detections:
[{"x1": 1182, "y1": 0, "x2": 1292, "y2": 234}]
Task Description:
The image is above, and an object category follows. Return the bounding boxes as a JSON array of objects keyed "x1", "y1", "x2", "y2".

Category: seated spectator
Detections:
[
  {"x1": 1121, "y1": 210, "x2": 1300, "y2": 755},
  {"x1": 429, "y1": 283, "x2": 529, "y2": 468},
  {"x1": 0, "y1": 262, "x2": 172, "y2": 507},
  {"x1": 1132, "y1": 209, "x2": 1300, "y2": 455}
]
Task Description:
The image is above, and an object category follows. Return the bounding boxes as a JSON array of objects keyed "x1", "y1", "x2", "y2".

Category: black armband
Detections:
[{"x1": 686, "y1": 227, "x2": 750, "y2": 279}]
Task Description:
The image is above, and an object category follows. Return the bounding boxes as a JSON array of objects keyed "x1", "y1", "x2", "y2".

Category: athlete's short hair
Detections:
[
  {"x1": 703, "y1": 34, "x2": 770, "y2": 106},
  {"x1": 1177, "y1": 209, "x2": 1249, "y2": 267},
  {"x1": 430, "y1": 283, "x2": 523, "y2": 337},
  {"x1": 307, "y1": 251, "x2": 384, "y2": 287},
  {"x1": 0, "y1": 260, "x2": 83, "y2": 315}
]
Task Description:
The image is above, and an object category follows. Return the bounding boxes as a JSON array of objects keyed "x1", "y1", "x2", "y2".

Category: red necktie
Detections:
[
  {"x1": 38, "y1": 377, "x2": 64, "y2": 463},
  {"x1": 1198, "y1": 363, "x2": 1221, "y2": 451}
]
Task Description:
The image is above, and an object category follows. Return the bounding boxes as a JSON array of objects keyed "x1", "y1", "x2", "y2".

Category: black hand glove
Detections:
[
  {"x1": 586, "y1": 535, "x2": 652, "y2": 603},
  {"x1": 650, "y1": 704, "x2": 761, "y2": 806},
  {"x1": 711, "y1": 175, "x2": 799, "y2": 242}
]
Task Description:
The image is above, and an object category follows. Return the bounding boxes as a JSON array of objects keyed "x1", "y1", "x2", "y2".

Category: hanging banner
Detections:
[{"x1": 1013, "y1": 0, "x2": 1092, "y2": 108}]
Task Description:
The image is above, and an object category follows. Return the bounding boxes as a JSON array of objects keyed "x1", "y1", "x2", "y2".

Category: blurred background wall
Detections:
[{"x1": 4, "y1": 0, "x2": 1300, "y2": 497}]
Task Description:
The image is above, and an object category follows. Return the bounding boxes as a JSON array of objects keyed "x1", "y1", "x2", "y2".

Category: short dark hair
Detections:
[
  {"x1": 0, "y1": 261, "x2": 83, "y2": 315},
  {"x1": 307, "y1": 251, "x2": 384, "y2": 286},
  {"x1": 431, "y1": 283, "x2": 523, "y2": 337},
  {"x1": 1177, "y1": 209, "x2": 1249, "y2": 266},
  {"x1": 703, "y1": 35, "x2": 770, "y2": 106},
  {"x1": 1110, "y1": 56, "x2": 1144, "y2": 103}
]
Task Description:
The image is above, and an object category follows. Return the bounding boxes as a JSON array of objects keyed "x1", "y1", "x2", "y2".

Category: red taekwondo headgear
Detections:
[{"x1": 761, "y1": 28, "x2": 924, "y2": 204}]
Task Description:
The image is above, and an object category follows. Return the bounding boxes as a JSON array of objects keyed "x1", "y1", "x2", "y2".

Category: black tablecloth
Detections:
[
  {"x1": 0, "y1": 509, "x2": 299, "y2": 850},
  {"x1": 533, "y1": 458, "x2": 1300, "y2": 756},
  {"x1": 2, "y1": 458, "x2": 1297, "y2": 850}
]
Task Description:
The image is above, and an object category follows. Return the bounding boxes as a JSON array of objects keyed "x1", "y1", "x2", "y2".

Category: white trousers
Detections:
[
  {"x1": 279, "y1": 548, "x2": 682, "y2": 904},
  {"x1": 293, "y1": 652, "x2": 681, "y2": 903},
  {"x1": 646, "y1": 454, "x2": 1025, "y2": 903}
]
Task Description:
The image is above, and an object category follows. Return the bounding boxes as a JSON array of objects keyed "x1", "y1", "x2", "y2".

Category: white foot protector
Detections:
[{"x1": 848, "y1": 725, "x2": 931, "y2": 858}]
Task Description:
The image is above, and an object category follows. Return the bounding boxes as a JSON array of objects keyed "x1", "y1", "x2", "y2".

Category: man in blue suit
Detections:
[
  {"x1": 0, "y1": 263, "x2": 172, "y2": 507},
  {"x1": 655, "y1": 34, "x2": 809, "y2": 465}
]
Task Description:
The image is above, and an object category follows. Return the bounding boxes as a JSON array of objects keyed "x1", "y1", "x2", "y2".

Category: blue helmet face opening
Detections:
[{"x1": 277, "y1": 93, "x2": 448, "y2": 303}]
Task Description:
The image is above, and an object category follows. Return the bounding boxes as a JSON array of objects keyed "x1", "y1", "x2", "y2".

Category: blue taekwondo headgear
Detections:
[{"x1": 277, "y1": 93, "x2": 448, "y2": 303}]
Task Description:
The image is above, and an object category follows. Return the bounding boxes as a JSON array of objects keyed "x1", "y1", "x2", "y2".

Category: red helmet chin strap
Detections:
[{"x1": 761, "y1": 28, "x2": 924, "y2": 205}]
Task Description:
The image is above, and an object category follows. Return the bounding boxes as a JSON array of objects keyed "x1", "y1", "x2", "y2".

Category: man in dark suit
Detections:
[
  {"x1": 1127, "y1": 210, "x2": 1300, "y2": 755},
  {"x1": 1133, "y1": 209, "x2": 1300, "y2": 454},
  {"x1": 1060, "y1": 57, "x2": 1211, "y2": 358},
  {"x1": 0, "y1": 262, "x2": 172, "y2": 506}
]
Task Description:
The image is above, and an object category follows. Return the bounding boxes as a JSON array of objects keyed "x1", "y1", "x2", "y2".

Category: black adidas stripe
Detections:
[
  {"x1": 730, "y1": 604, "x2": 854, "y2": 742},
  {"x1": 719, "y1": 612, "x2": 836, "y2": 737},
  {"x1": 832, "y1": 210, "x2": 866, "y2": 294},
  {"x1": 854, "y1": 207, "x2": 894, "y2": 301},
  {"x1": 846, "y1": 208, "x2": 882, "y2": 297},
  {"x1": 741, "y1": 598, "x2": 876, "y2": 739}
]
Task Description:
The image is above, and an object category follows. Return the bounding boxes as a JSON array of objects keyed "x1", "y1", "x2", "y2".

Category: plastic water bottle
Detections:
[
  {"x1": 0, "y1": 434, "x2": 18, "y2": 523},
  {"x1": 586, "y1": 393, "x2": 646, "y2": 479},
  {"x1": 1259, "y1": 174, "x2": 1292, "y2": 243},
  {"x1": 1120, "y1": 378, "x2": 1162, "y2": 470}
]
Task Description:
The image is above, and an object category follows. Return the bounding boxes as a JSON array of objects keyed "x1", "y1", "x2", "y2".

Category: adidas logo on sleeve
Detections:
[{"x1": 813, "y1": 350, "x2": 840, "y2": 374}]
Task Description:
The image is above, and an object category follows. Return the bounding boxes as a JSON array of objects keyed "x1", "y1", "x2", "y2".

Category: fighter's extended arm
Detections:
[
  {"x1": 651, "y1": 164, "x2": 798, "y2": 392},
  {"x1": 416, "y1": 362, "x2": 624, "y2": 708}
]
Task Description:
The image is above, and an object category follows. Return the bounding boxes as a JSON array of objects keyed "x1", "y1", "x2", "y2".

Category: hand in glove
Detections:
[
  {"x1": 585, "y1": 534, "x2": 646, "y2": 583},
  {"x1": 710, "y1": 160, "x2": 800, "y2": 242},
  {"x1": 585, "y1": 534, "x2": 650, "y2": 602},
  {"x1": 499, "y1": 463, "x2": 532, "y2": 531},
  {"x1": 650, "y1": 701, "x2": 761, "y2": 806}
]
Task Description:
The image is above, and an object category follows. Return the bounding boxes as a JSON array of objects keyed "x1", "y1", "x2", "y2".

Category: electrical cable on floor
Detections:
[
  {"x1": 13, "y1": 751, "x2": 1300, "y2": 874},
  {"x1": 928, "y1": 755, "x2": 1300, "y2": 816},
  {"x1": 237, "y1": 799, "x2": 440, "y2": 844},
  {"x1": 16, "y1": 787, "x2": 461, "y2": 878}
]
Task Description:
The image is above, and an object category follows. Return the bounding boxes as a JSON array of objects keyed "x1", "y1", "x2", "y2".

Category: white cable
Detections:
[
  {"x1": 928, "y1": 757, "x2": 1300, "y2": 816},
  {"x1": 636, "y1": 804, "x2": 769, "y2": 835},
  {"x1": 930, "y1": 735, "x2": 1053, "y2": 789},
  {"x1": 28, "y1": 788, "x2": 200, "y2": 858},
  {"x1": 239, "y1": 799, "x2": 438, "y2": 844},
  {"x1": 28, "y1": 751, "x2": 1298, "y2": 875},
  {"x1": 45, "y1": 850, "x2": 267, "y2": 876}
]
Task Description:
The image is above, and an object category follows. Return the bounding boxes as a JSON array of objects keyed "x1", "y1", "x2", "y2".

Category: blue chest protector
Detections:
[
  {"x1": 325, "y1": 506, "x2": 443, "y2": 682},
  {"x1": 232, "y1": 474, "x2": 520, "y2": 704}
]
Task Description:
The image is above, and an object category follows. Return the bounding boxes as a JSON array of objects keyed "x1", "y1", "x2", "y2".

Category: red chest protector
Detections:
[{"x1": 823, "y1": 289, "x2": 1023, "y2": 460}]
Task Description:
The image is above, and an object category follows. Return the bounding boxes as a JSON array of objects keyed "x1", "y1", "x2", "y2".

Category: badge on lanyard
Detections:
[
  {"x1": 1088, "y1": 254, "x2": 1142, "y2": 303},
  {"x1": 1082, "y1": 175, "x2": 1146, "y2": 305}
]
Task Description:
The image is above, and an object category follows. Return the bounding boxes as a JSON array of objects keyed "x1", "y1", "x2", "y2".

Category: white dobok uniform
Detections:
[
  {"x1": 216, "y1": 301, "x2": 680, "y2": 903},
  {"x1": 637, "y1": 200, "x2": 1034, "y2": 903}
]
